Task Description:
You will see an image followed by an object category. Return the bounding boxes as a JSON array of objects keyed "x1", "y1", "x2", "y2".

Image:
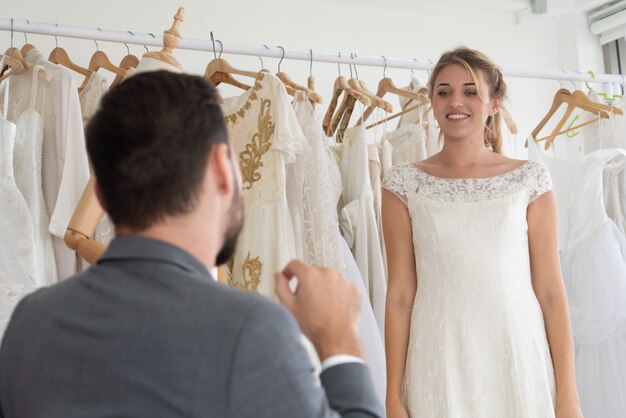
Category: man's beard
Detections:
[{"x1": 215, "y1": 186, "x2": 244, "y2": 265}]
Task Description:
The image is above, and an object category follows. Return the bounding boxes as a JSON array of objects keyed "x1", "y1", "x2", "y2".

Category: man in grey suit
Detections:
[{"x1": 0, "y1": 71, "x2": 384, "y2": 418}]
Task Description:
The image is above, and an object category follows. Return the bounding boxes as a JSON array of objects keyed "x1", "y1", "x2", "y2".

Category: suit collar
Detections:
[{"x1": 98, "y1": 236, "x2": 211, "y2": 278}]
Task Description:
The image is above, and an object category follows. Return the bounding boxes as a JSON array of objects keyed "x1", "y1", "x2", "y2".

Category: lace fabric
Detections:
[
  {"x1": 290, "y1": 92, "x2": 343, "y2": 272},
  {"x1": 382, "y1": 160, "x2": 552, "y2": 205},
  {"x1": 220, "y1": 73, "x2": 304, "y2": 297},
  {"x1": 0, "y1": 79, "x2": 38, "y2": 337},
  {"x1": 13, "y1": 67, "x2": 58, "y2": 286}
]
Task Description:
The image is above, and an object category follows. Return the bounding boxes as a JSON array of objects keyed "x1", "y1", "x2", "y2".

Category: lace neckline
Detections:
[{"x1": 411, "y1": 160, "x2": 529, "y2": 181}]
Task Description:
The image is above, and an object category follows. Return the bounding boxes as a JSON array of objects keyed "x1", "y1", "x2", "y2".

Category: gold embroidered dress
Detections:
[{"x1": 221, "y1": 73, "x2": 306, "y2": 297}]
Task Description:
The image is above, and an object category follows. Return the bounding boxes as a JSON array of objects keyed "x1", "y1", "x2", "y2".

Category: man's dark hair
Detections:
[{"x1": 86, "y1": 71, "x2": 228, "y2": 230}]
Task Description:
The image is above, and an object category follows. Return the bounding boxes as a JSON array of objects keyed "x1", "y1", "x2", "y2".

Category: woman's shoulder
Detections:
[{"x1": 382, "y1": 163, "x2": 421, "y2": 204}]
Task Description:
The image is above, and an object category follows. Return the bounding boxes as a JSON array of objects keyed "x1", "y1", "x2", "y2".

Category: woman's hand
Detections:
[
  {"x1": 556, "y1": 398, "x2": 584, "y2": 418},
  {"x1": 386, "y1": 401, "x2": 410, "y2": 418}
]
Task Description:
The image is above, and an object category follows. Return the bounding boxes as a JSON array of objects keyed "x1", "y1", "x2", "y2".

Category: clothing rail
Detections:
[{"x1": 1, "y1": 18, "x2": 624, "y2": 90}]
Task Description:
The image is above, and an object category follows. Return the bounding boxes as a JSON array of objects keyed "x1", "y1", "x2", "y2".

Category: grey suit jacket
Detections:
[{"x1": 0, "y1": 237, "x2": 384, "y2": 418}]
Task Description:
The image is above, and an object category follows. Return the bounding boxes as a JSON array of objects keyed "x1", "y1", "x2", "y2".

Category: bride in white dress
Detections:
[{"x1": 382, "y1": 47, "x2": 582, "y2": 418}]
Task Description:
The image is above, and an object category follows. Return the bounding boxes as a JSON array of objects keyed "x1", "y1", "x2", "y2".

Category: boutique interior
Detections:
[{"x1": 1, "y1": 1, "x2": 626, "y2": 417}]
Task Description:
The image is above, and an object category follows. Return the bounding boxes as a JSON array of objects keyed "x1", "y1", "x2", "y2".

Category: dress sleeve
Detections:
[
  {"x1": 527, "y1": 161, "x2": 553, "y2": 203},
  {"x1": 268, "y1": 75, "x2": 308, "y2": 164},
  {"x1": 382, "y1": 164, "x2": 409, "y2": 205}
]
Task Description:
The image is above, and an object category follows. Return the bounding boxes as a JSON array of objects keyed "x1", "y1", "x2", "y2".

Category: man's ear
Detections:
[{"x1": 210, "y1": 143, "x2": 235, "y2": 196}]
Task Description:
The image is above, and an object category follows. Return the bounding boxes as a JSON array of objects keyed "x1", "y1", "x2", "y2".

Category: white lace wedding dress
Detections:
[
  {"x1": 0, "y1": 80, "x2": 38, "y2": 337},
  {"x1": 13, "y1": 67, "x2": 58, "y2": 286},
  {"x1": 383, "y1": 161, "x2": 556, "y2": 418},
  {"x1": 289, "y1": 93, "x2": 386, "y2": 403}
]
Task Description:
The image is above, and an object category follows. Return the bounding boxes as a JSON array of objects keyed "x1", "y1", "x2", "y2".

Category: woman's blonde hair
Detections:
[{"x1": 427, "y1": 47, "x2": 507, "y2": 154}]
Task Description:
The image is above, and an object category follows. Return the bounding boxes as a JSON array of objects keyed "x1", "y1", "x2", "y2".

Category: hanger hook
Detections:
[
  {"x1": 277, "y1": 46, "x2": 285, "y2": 73},
  {"x1": 94, "y1": 39, "x2": 99, "y2": 51},
  {"x1": 348, "y1": 53, "x2": 353, "y2": 79},
  {"x1": 411, "y1": 58, "x2": 418, "y2": 76},
  {"x1": 427, "y1": 59, "x2": 433, "y2": 77},
  {"x1": 216, "y1": 40, "x2": 223, "y2": 59},
  {"x1": 54, "y1": 23, "x2": 59, "y2": 48},
  {"x1": 259, "y1": 44, "x2": 270, "y2": 70},
  {"x1": 23, "y1": 31, "x2": 27, "y2": 44},
  {"x1": 353, "y1": 53, "x2": 359, "y2": 80},
  {"x1": 10, "y1": 18, "x2": 14, "y2": 48},
  {"x1": 585, "y1": 70, "x2": 595, "y2": 92},
  {"x1": 210, "y1": 31, "x2": 217, "y2": 59},
  {"x1": 383, "y1": 55, "x2": 389, "y2": 78},
  {"x1": 146, "y1": 32, "x2": 156, "y2": 52},
  {"x1": 338, "y1": 51, "x2": 342, "y2": 77},
  {"x1": 123, "y1": 42, "x2": 130, "y2": 55},
  {"x1": 309, "y1": 49, "x2": 313, "y2": 78},
  {"x1": 382, "y1": 55, "x2": 388, "y2": 78}
]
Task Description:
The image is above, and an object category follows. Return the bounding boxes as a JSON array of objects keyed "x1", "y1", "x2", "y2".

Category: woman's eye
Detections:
[
  {"x1": 437, "y1": 91, "x2": 450, "y2": 96},
  {"x1": 465, "y1": 90, "x2": 478, "y2": 96}
]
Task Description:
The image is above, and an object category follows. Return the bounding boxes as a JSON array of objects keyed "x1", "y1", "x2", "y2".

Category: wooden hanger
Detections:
[
  {"x1": 360, "y1": 77, "x2": 429, "y2": 123},
  {"x1": 530, "y1": 88, "x2": 623, "y2": 149},
  {"x1": 205, "y1": 57, "x2": 260, "y2": 80},
  {"x1": 276, "y1": 71, "x2": 322, "y2": 103},
  {"x1": 322, "y1": 76, "x2": 370, "y2": 136},
  {"x1": 366, "y1": 102, "x2": 421, "y2": 130},
  {"x1": 111, "y1": 53, "x2": 140, "y2": 88},
  {"x1": 0, "y1": 53, "x2": 25, "y2": 82},
  {"x1": 3, "y1": 47, "x2": 31, "y2": 71},
  {"x1": 272, "y1": 46, "x2": 321, "y2": 102},
  {"x1": 78, "y1": 50, "x2": 128, "y2": 93},
  {"x1": 20, "y1": 43, "x2": 37, "y2": 57},
  {"x1": 357, "y1": 80, "x2": 393, "y2": 112},
  {"x1": 48, "y1": 47, "x2": 90, "y2": 76},
  {"x1": 87, "y1": 51, "x2": 127, "y2": 76},
  {"x1": 204, "y1": 57, "x2": 259, "y2": 91}
]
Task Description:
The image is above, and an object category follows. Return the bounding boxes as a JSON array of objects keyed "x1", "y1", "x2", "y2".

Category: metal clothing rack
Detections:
[{"x1": 1, "y1": 17, "x2": 624, "y2": 95}]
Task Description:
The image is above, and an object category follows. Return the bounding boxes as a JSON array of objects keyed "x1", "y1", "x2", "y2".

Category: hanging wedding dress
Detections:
[
  {"x1": 13, "y1": 67, "x2": 58, "y2": 287},
  {"x1": 0, "y1": 80, "x2": 37, "y2": 337},
  {"x1": 0, "y1": 49, "x2": 90, "y2": 281},
  {"x1": 337, "y1": 125, "x2": 387, "y2": 335},
  {"x1": 220, "y1": 73, "x2": 306, "y2": 298},
  {"x1": 289, "y1": 92, "x2": 386, "y2": 403},
  {"x1": 383, "y1": 160, "x2": 556, "y2": 417},
  {"x1": 529, "y1": 137, "x2": 626, "y2": 418},
  {"x1": 603, "y1": 154, "x2": 626, "y2": 238}
]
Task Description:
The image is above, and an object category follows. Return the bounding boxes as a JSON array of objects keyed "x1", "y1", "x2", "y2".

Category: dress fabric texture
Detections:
[
  {"x1": 382, "y1": 161, "x2": 556, "y2": 418},
  {"x1": 13, "y1": 67, "x2": 58, "y2": 286},
  {"x1": 529, "y1": 138, "x2": 626, "y2": 418},
  {"x1": 287, "y1": 93, "x2": 386, "y2": 403},
  {"x1": 0, "y1": 50, "x2": 90, "y2": 281},
  {"x1": 337, "y1": 125, "x2": 387, "y2": 335},
  {"x1": 220, "y1": 73, "x2": 306, "y2": 298},
  {"x1": 0, "y1": 79, "x2": 37, "y2": 337}
]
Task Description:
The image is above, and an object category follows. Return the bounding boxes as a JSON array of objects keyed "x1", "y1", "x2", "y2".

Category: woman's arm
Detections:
[
  {"x1": 382, "y1": 189, "x2": 418, "y2": 416},
  {"x1": 527, "y1": 191, "x2": 582, "y2": 417}
]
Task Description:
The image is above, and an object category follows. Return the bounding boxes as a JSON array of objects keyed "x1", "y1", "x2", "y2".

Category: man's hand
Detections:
[{"x1": 275, "y1": 260, "x2": 363, "y2": 361}]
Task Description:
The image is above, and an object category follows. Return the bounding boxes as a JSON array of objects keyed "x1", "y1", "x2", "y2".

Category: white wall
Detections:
[{"x1": 1, "y1": 0, "x2": 608, "y2": 158}]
